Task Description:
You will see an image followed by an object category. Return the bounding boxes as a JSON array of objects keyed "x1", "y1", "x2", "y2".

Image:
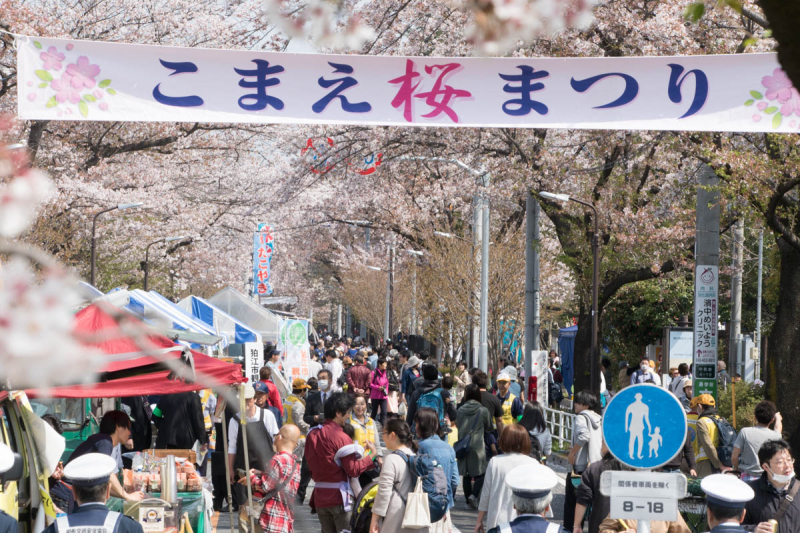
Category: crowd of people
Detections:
[{"x1": 14, "y1": 333, "x2": 796, "y2": 533}]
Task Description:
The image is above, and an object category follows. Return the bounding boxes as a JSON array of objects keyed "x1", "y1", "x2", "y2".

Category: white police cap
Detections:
[
  {"x1": 64, "y1": 453, "x2": 117, "y2": 487},
  {"x1": 0, "y1": 443, "x2": 13, "y2": 474},
  {"x1": 701, "y1": 474, "x2": 755, "y2": 509},
  {"x1": 506, "y1": 463, "x2": 558, "y2": 499}
]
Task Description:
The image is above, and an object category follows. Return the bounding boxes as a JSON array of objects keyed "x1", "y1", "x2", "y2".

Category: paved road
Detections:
[{"x1": 214, "y1": 462, "x2": 570, "y2": 532}]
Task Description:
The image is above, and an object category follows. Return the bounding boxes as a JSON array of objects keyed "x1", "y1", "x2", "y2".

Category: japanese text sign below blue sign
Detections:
[{"x1": 603, "y1": 384, "x2": 687, "y2": 470}]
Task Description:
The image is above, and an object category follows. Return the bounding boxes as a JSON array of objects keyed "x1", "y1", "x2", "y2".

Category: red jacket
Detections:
[
  {"x1": 347, "y1": 364, "x2": 371, "y2": 394},
  {"x1": 261, "y1": 379, "x2": 284, "y2": 415},
  {"x1": 305, "y1": 420, "x2": 375, "y2": 508}
]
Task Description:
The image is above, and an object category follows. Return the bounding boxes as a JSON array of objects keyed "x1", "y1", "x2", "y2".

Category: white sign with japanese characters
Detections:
[
  {"x1": 600, "y1": 471, "x2": 687, "y2": 521},
  {"x1": 15, "y1": 35, "x2": 800, "y2": 133}
]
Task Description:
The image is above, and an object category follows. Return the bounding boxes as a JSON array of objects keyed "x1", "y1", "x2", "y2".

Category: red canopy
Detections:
[{"x1": 27, "y1": 304, "x2": 244, "y2": 398}]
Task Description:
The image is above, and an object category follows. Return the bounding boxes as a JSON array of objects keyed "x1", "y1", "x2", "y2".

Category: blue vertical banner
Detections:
[{"x1": 253, "y1": 224, "x2": 275, "y2": 295}]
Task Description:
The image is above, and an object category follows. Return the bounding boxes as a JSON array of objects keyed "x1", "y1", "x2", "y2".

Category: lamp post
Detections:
[
  {"x1": 398, "y1": 156, "x2": 491, "y2": 372},
  {"x1": 143, "y1": 235, "x2": 187, "y2": 291},
  {"x1": 406, "y1": 249, "x2": 424, "y2": 336},
  {"x1": 540, "y1": 191, "x2": 601, "y2": 394},
  {"x1": 90, "y1": 202, "x2": 144, "y2": 287}
]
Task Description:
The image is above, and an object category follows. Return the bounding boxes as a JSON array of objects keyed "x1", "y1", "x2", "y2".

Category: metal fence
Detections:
[{"x1": 544, "y1": 405, "x2": 574, "y2": 449}]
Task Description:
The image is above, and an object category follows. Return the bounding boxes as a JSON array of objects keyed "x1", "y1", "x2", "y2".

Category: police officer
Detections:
[
  {"x1": 489, "y1": 463, "x2": 567, "y2": 533},
  {"x1": 43, "y1": 453, "x2": 143, "y2": 533},
  {"x1": 700, "y1": 474, "x2": 755, "y2": 533},
  {"x1": 0, "y1": 443, "x2": 19, "y2": 533}
]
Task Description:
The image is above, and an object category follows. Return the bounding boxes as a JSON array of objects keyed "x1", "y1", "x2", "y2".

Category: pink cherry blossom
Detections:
[
  {"x1": 40, "y1": 46, "x2": 65, "y2": 71},
  {"x1": 66, "y1": 56, "x2": 101, "y2": 89},
  {"x1": 752, "y1": 114, "x2": 762, "y2": 122},
  {"x1": 780, "y1": 88, "x2": 800, "y2": 117},
  {"x1": 93, "y1": 89, "x2": 104, "y2": 99},
  {"x1": 27, "y1": 93, "x2": 36, "y2": 102},
  {"x1": 66, "y1": 43, "x2": 74, "y2": 51},
  {"x1": 51, "y1": 73, "x2": 81, "y2": 104},
  {"x1": 762, "y1": 68, "x2": 794, "y2": 101},
  {"x1": 757, "y1": 101, "x2": 768, "y2": 111},
  {"x1": 98, "y1": 102, "x2": 109, "y2": 111}
]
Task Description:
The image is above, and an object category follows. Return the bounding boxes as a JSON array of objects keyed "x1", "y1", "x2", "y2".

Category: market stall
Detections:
[
  {"x1": 26, "y1": 303, "x2": 245, "y2": 533},
  {"x1": 208, "y1": 286, "x2": 281, "y2": 343}
]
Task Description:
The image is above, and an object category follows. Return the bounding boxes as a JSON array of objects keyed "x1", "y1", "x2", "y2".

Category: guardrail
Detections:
[{"x1": 544, "y1": 405, "x2": 574, "y2": 449}]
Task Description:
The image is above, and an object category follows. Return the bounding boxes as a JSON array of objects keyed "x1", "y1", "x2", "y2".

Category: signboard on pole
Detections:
[
  {"x1": 243, "y1": 342, "x2": 262, "y2": 384},
  {"x1": 253, "y1": 224, "x2": 275, "y2": 296},
  {"x1": 600, "y1": 471, "x2": 687, "y2": 521},
  {"x1": 278, "y1": 319, "x2": 311, "y2": 381},
  {"x1": 693, "y1": 265, "x2": 719, "y2": 399}
]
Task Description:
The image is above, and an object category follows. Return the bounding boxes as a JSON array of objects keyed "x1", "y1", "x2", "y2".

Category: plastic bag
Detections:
[{"x1": 401, "y1": 478, "x2": 431, "y2": 529}]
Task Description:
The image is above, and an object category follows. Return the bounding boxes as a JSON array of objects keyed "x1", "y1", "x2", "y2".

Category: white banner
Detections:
[{"x1": 15, "y1": 35, "x2": 800, "y2": 133}]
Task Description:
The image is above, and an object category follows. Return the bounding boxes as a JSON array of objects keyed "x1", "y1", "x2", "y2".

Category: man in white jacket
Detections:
[{"x1": 564, "y1": 390, "x2": 603, "y2": 533}]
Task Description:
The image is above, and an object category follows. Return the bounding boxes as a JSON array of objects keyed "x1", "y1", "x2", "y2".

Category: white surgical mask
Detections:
[
  {"x1": 641, "y1": 364, "x2": 649, "y2": 371},
  {"x1": 318, "y1": 380, "x2": 329, "y2": 390},
  {"x1": 768, "y1": 466, "x2": 795, "y2": 485}
]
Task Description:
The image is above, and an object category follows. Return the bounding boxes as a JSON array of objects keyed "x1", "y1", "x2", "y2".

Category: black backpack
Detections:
[
  {"x1": 708, "y1": 415, "x2": 737, "y2": 467},
  {"x1": 350, "y1": 481, "x2": 380, "y2": 533}
]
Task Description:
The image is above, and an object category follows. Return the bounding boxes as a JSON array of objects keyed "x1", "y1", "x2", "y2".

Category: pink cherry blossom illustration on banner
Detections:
[
  {"x1": 745, "y1": 69, "x2": 797, "y2": 129},
  {"x1": 66, "y1": 56, "x2": 100, "y2": 89},
  {"x1": 51, "y1": 73, "x2": 81, "y2": 104},
  {"x1": 40, "y1": 46, "x2": 65, "y2": 70}
]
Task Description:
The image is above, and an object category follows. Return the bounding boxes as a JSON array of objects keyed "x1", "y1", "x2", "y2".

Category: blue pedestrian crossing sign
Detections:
[{"x1": 603, "y1": 384, "x2": 687, "y2": 470}]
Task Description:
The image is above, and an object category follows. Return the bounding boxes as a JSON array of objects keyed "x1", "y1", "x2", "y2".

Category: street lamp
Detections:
[
  {"x1": 405, "y1": 250, "x2": 424, "y2": 335},
  {"x1": 143, "y1": 235, "x2": 187, "y2": 291},
  {"x1": 540, "y1": 191, "x2": 601, "y2": 395},
  {"x1": 398, "y1": 155, "x2": 491, "y2": 372},
  {"x1": 90, "y1": 202, "x2": 144, "y2": 287}
]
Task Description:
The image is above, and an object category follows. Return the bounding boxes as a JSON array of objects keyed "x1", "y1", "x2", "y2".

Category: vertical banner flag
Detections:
[
  {"x1": 253, "y1": 223, "x2": 274, "y2": 296},
  {"x1": 15, "y1": 35, "x2": 800, "y2": 133},
  {"x1": 693, "y1": 265, "x2": 719, "y2": 399},
  {"x1": 278, "y1": 319, "x2": 311, "y2": 381},
  {"x1": 244, "y1": 342, "x2": 262, "y2": 385}
]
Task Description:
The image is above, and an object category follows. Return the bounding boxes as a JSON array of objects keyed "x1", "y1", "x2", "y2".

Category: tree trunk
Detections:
[
  {"x1": 572, "y1": 312, "x2": 593, "y2": 394},
  {"x1": 767, "y1": 237, "x2": 800, "y2": 451},
  {"x1": 758, "y1": 2, "x2": 800, "y2": 92}
]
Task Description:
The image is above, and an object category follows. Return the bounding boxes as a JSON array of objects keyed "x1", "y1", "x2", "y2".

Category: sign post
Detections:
[{"x1": 602, "y1": 385, "x2": 688, "y2": 533}]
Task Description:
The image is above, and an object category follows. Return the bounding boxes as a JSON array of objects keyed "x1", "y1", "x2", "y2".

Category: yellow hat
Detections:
[
  {"x1": 690, "y1": 393, "x2": 715, "y2": 408},
  {"x1": 292, "y1": 378, "x2": 311, "y2": 390}
]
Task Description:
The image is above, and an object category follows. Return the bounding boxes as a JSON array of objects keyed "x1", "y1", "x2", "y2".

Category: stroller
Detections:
[{"x1": 348, "y1": 481, "x2": 380, "y2": 533}]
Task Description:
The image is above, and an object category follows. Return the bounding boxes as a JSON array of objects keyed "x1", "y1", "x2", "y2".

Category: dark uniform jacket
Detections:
[
  {"x1": 42, "y1": 503, "x2": 143, "y2": 533},
  {"x1": 488, "y1": 514, "x2": 569, "y2": 533},
  {"x1": 576, "y1": 458, "x2": 615, "y2": 533},
  {"x1": 743, "y1": 474, "x2": 800, "y2": 533},
  {"x1": 154, "y1": 392, "x2": 208, "y2": 449},
  {"x1": 0, "y1": 511, "x2": 16, "y2": 533},
  {"x1": 710, "y1": 525, "x2": 749, "y2": 533},
  {"x1": 302, "y1": 390, "x2": 329, "y2": 427}
]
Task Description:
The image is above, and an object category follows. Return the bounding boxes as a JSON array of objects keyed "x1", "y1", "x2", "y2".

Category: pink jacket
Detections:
[{"x1": 369, "y1": 369, "x2": 389, "y2": 400}]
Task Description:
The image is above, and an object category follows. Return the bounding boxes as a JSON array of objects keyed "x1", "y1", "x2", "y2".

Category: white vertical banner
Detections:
[
  {"x1": 244, "y1": 342, "x2": 262, "y2": 384},
  {"x1": 278, "y1": 319, "x2": 311, "y2": 381}
]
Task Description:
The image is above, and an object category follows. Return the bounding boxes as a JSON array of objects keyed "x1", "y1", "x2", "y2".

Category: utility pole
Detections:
[
  {"x1": 411, "y1": 264, "x2": 417, "y2": 335},
  {"x1": 479, "y1": 184, "x2": 490, "y2": 373},
  {"x1": 472, "y1": 194, "x2": 482, "y2": 370},
  {"x1": 337, "y1": 304, "x2": 342, "y2": 338},
  {"x1": 525, "y1": 193, "x2": 541, "y2": 388},
  {"x1": 730, "y1": 218, "x2": 744, "y2": 375},
  {"x1": 756, "y1": 230, "x2": 764, "y2": 378}
]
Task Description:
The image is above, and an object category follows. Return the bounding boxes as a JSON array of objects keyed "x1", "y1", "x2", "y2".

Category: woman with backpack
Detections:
[
  {"x1": 518, "y1": 402, "x2": 553, "y2": 461},
  {"x1": 387, "y1": 360, "x2": 402, "y2": 415},
  {"x1": 369, "y1": 419, "x2": 429, "y2": 532},
  {"x1": 456, "y1": 384, "x2": 492, "y2": 509},
  {"x1": 415, "y1": 408, "x2": 459, "y2": 532},
  {"x1": 370, "y1": 357, "x2": 390, "y2": 427}
]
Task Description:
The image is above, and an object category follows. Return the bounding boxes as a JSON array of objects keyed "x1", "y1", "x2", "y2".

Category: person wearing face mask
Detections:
[
  {"x1": 733, "y1": 401, "x2": 783, "y2": 482},
  {"x1": 296, "y1": 369, "x2": 334, "y2": 505},
  {"x1": 630, "y1": 357, "x2": 661, "y2": 386},
  {"x1": 743, "y1": 439, "x2": 800, "y2": 533}
]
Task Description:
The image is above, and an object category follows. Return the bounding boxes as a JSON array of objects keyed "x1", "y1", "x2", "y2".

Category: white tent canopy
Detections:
[{"x1": 208, "y1": 287, "x2": 281, "y2": 343}]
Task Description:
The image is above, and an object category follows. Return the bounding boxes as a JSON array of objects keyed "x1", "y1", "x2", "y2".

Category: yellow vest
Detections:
[
  {"x1": 500, "y1": 393, "x2": 517, "y2": 426},
  {"x1": 687, "y1": 413, "x2": 699, "y2": 459},
  {"x1": 199, "y1": 389, "x2": 213, "y2": 432},
  {"x1": 695, "y1": 415, "x2": 719, "y2": 462},
  {"x1": 350, "y1": 414, "x2": 377, "y2": 449},
  {"x1": 285, "y1": 395, "x2": 305, "y2": 428}
]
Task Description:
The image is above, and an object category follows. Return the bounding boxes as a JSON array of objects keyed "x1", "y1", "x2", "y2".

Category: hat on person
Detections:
[
  {"x1": 407, "y1": 356, "x2": 421, "y2": 367},
  {"x1": 701, "y1": 474, "x2": 754, "y2": 509},
  {"x1": 496, "y1": 372, "x2": 512, "y2": 382},
  {"x1": 292, "y1": 378, "x2": 311, "y2": 390},
  {"x1": 504, "y1": 366, "x2": 518, "y2": 380},
  {"x1": 683, "y1": 379, "x2": 693, "y2": 388},
  {"x1": 63, "y1": 453, "x2": 117, "y2": 487},
  {"x1": 690, "y1": 393, "x2": 715, "y2": 408},
  {"x1": 619, "y1": 361, "x2": 629, "y2": 368},
  {"x1": 389, "y1": 349, "x2": 399, "y2": 357},
  {"x1": 0, "y1": 443, "x2": 13, "y2": 474},
  {"x1": 243, "y1": 385, "x2": 257, "y2": 399},
  {"x1": 506, "y1": 463, "x2": 558, "y2": 499},
  {"x1": 253, "y1": 381, "x2": 269, "y2": 395},
  {"x1": 649, "y1": 360, "x2": 656, "y2": 369}
]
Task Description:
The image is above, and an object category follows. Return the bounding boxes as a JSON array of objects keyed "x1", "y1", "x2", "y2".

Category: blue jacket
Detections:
[
  {"x1": 488, "y1": 514, "x2": 568, "y2": 533},
  {"x1": 0, "y1": 511, "x2": 16, "y2": 533},
  {"x1": 510, "y1": 381, "x2": 522, "y2": 399},
  {"x1": 418, "y1": 435, "x2": 459, "y2": 510},
  {"x1": 402, "y1": 367, "x2": 419, "y2": 395},
  {"x1": 43, "y1": 503, "x2": 143, "y2": 533}
]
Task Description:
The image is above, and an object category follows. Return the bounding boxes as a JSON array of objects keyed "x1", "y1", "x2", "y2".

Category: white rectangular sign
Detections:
[
  {"x1": 243, "y1": 342, "x2": 261, "y2": 384},
  {"x1": 668, "y1": 330, "x2": 694, "y2": 370},
  {"x1": 15, "y1": 35, "x2": 800, "y2": 133},
  {"x1": 601, "y1": 471, "x2": 686, "y2": 521}
]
